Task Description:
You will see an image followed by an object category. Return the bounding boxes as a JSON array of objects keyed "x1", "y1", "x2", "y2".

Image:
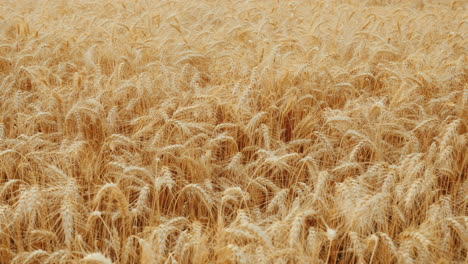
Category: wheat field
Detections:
[{"x1": 0, "y1": 0, "x2": 467, "y2": 263}]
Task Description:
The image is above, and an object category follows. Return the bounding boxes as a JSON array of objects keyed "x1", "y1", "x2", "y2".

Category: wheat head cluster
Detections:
[{"x1": 0, "y1": 0, "x2": 466, "y2": 263}]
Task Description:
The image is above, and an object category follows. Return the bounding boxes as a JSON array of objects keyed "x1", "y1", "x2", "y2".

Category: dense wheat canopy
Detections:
[{"x1": 0, "y1": 0, "x2": 467, "y2": 263}]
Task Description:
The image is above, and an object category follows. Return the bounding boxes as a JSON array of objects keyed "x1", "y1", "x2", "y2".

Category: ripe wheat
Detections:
[{"x1": 0, "y1": 0, "x2": 467, "y2": 263}]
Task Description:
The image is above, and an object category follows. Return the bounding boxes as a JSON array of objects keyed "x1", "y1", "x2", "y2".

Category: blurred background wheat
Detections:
[{"x1": 0, "y1": 0, "x2": 466, "y2": 263}]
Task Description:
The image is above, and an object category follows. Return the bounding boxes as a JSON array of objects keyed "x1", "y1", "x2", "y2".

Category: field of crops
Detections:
[{"x1": 0, "y1": 0, "x2": 467, "y2": 263}]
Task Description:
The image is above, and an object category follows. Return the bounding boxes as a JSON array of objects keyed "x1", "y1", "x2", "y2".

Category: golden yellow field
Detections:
[{"x1": 0, "y1": 0, "x2": 467, "y2": 263}]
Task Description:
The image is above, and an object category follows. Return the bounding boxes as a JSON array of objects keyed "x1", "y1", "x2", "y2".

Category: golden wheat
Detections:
[{"x1": 0, "y1": 0, "x2": 467, "y2": 263}]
